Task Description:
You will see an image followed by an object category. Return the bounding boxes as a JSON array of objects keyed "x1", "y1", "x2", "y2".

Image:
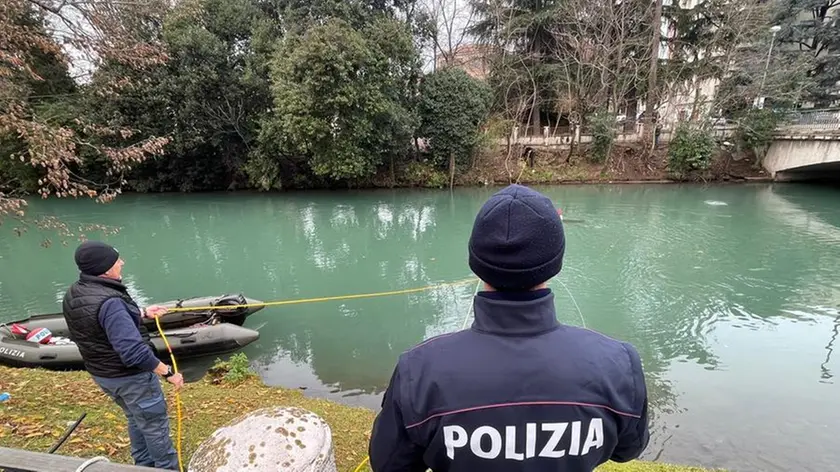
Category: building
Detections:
[
  {"x1": 651, "y1": 0, "x2": 840, "y2": 124},
  {"x1": 434, "y1": 43, "x2": 491, "y2": 80},
  {"x1": 642, "y1": 0, "x2": 722, "y2": 126}
]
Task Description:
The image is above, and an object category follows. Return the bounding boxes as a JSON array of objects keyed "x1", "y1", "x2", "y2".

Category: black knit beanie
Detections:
[
  {"x1": 468, "y1": 184, "x2": 565, "y2": 290},
  {"x1": 74, "y1": 240, "x2": 120, "y2": 276}
]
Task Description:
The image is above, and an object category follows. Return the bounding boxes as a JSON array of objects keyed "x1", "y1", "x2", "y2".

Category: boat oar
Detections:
[{"x1": 47, "y1": 412, "x2": 86, "y2": 454}]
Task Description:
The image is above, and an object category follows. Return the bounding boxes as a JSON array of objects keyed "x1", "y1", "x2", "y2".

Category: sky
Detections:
[{"x1": 45, "y1": 0, "x2": 476, "y2": 82}]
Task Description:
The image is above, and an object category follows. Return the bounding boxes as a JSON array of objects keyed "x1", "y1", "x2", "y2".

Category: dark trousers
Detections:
[{"x1": 92, "y1": 371, "x2": 178, "y2": 470}]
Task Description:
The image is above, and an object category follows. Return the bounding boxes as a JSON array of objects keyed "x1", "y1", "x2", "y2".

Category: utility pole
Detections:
[
  {"x1": 645, "y1": 0, "x2": 663, "y2": 147},
  {"x1": 757, "y1": 25, "x2": 781, "y2": 109}
]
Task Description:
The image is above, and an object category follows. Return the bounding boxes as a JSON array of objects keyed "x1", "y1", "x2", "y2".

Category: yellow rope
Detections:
[
  {"x1": 147, "y1": 276, "x2": 477, "y2": 472},
  {"x1": 163, "y1": 277, "x2": 477, "y2": 313},
  {"x1": 155, "y1": 316, "x2": 184, "y2": 472},
  {"x1": 351, "y1": 279, "x2": 483, "y2": 472},
  {"x1": 352, "y1": 455, "x2": 370, "y2": 472}
]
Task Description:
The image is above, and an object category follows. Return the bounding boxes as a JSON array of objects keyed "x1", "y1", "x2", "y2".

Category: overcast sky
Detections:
[
  {"x1": 49, "y1": 0, "x2": 477, "y2": 82},
  {"x1": 419, "y1": 0, "x2": 476, "y2": 72}
]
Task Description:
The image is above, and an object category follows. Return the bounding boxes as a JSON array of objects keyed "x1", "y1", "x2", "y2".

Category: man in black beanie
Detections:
[
  {"x1": 369, "y1": 184, "x2": 649, "y2": 472},
  {"x1": 62, "y1": 240, "x2": 183, "y2": 470}
]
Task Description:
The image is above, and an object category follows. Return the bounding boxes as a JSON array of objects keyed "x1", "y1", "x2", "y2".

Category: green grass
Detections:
[{"x1": 0, "y1": 364, "x2": 718, "y2": 471}]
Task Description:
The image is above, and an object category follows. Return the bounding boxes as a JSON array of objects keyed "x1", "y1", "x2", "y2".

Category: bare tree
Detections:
[
  {"x1": 551, "y1": 0, "x2": 654, "y2": 121},
  {"x1": 662, "y1": 0, "x2": 811, "y2": 120},
  {"x1": 421, "y1": 0, "x2": 477, "y2": 69},
  {"x1": 471, "y1": 0, "x2": 658, "y2": 142},
  {"x1": 644, "y1": 0, "x2": 662, "y2": 145}
]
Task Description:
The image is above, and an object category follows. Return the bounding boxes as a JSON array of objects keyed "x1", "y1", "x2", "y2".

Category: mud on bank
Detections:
[{"x1": 367, "y1": 143, "x2": 769, "y2": 190}]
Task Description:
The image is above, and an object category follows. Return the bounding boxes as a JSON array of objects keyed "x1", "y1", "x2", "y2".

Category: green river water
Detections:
[{"x1": 1, "y1": 183, "x2": 839, "y2": 472}]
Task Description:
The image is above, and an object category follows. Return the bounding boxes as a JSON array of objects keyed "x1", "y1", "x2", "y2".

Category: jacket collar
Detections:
[
  {"x1": 79, "y1": 273, "x2": 129, "y2": 293},
  {"x1": 472, "y1": 290, "x2": 559, "y2": 335}
]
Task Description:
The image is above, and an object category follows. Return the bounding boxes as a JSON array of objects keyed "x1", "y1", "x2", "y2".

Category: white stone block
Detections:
[{"x1": 189, "y1": 406, "x2": 337, "y2": 472}]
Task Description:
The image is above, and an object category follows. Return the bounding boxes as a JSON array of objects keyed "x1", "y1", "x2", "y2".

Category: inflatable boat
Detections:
[
  {"x1": 0, "y1": 293, "x2": 264, "y2": 370},
  {"x1": 150, "y1": 293, "x2": 266, "y2": 328}
]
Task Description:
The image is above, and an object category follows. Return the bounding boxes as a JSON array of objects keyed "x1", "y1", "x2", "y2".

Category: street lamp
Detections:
[{"x1": 758, "y1": 25, "x2": 782, "y2": 108}]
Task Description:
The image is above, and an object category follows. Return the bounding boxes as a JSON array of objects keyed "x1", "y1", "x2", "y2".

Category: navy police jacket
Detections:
[{"x1": 369, "y1": 289, "x2": 650, "y2": 471}]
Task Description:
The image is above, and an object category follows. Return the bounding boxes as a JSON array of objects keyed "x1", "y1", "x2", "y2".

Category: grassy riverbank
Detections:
[{"x1": 0, "y1": 363, "x2": 716, "y2": 471}]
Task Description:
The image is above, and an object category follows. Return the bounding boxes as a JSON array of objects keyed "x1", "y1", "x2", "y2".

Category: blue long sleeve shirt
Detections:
[{"x1": 98, "y1": 298, "x2": 160, "y2": 372}]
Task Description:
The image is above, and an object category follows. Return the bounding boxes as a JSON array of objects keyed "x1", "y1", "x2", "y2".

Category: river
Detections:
[{"x1": 1, "y1": 183, "x2": 838, "y2": 471}]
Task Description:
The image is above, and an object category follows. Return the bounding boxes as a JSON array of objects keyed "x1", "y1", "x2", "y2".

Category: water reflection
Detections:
[
  {"x1": 2, "y1": 184, "x2": 840, "y2": 472},
  {"x1": 822, "y1": 314, "x2": 840, "y2": 383}
]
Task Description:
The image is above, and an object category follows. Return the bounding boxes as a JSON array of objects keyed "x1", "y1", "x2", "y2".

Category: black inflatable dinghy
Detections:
[
  {"x1": 151, "y1": 293, "x2": 265, "y2": 328},
  {"x1": 0, "y1": 293, "x2": 263, "y2": 370}
]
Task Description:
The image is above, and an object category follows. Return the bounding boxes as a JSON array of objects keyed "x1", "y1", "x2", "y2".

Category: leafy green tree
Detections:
[
  {"x1": 268, "y1": 0, "x2": 427, "y2": 39},
  {"x1": 589, "y1": 109, "x2": 617, "y2": 163},
  {"x1": 85, "y1": 0, "x2": 276, "y2": 192},
  {"x1": 255, "y1": 17, "x2": 419, "y2": 186},
  {"x1": 418, "y1": 67, "x2": 492, "y2": 188}
]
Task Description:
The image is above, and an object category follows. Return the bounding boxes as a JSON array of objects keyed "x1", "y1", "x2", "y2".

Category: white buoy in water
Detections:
[{"x1": 189, "y1": 406, "x2": 337, "y2": 472}]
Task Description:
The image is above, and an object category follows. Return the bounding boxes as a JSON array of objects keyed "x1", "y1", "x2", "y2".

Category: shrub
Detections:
[
  {"x1": 400, "y1": 160, "x2": 448, "y2": 188},
  {"x1": 735, "y1": 108, "x2": 780, "y2": 164},
  {"x1": 668, "y1": 122, "x2": 715, "y2": 175},
  {"x1": 474, "y1": 114, "x2": 516, "y2": 158},
  {"x1": 209, "y1": 352, "x2": 257, "y2": 384}
]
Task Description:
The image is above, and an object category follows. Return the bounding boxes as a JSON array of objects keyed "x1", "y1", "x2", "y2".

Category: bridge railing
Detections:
[
  {"x1": 778, "y1": 109, "x2": 840, "y2": 133},
  {"x1": 500, "y1": 109, "x2": 840, "y2": 147}
]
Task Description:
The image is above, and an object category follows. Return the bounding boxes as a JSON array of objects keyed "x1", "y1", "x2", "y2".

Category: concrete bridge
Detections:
[
  {"x1": 764, "y1": 111, "x2": 840, "y2": 181},
  {"x1": 763, "y1": 133, "x2": 840, "y2": 181}
]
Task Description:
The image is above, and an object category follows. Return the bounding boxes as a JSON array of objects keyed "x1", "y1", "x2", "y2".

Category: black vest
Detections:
[{"x1": 62, "y1": 274, "x2": 151, "y2": 378}]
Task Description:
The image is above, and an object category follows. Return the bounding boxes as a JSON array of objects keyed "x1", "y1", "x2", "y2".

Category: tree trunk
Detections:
[
  {"x1": 390, "y1": 156, "x2": 395, "y2": 188},
  {"x1": 625, "y1": 88, "x2": 638, "y2": 133},
  {"x1": 449, "y1": 152, "x2": 455, "y2": 189},
  {"x1": 645, "y1": 0, "x2": 663, "y2": 149},
  {"x1": 689, "y1": 83, "x2": 701, "y2": 121},
  {"x1": 530, "y1": 92, "x2": 541, "y2": 136},
  {"x1": 566, "y1": 132, "x2": 576, "y2": 163}
]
